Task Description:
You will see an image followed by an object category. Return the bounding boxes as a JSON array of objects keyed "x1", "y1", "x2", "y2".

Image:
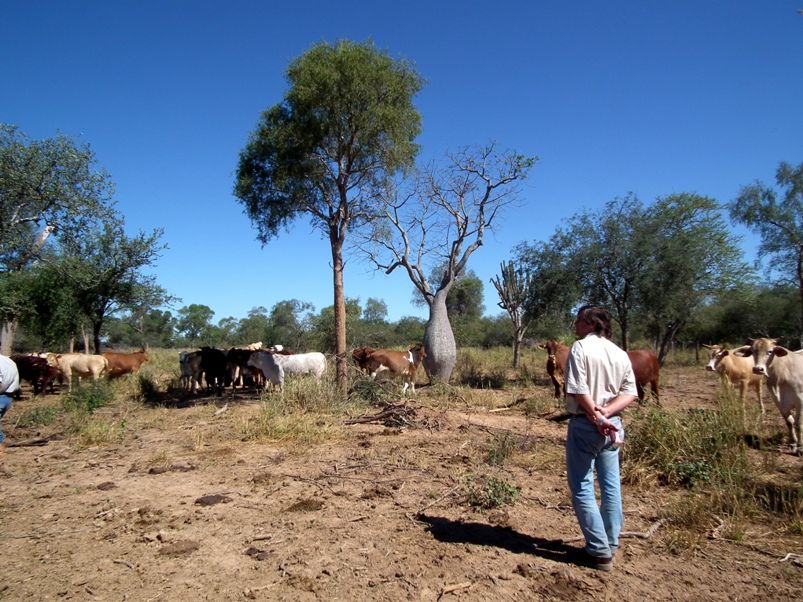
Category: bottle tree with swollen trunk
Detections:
[{"x1": 361, "y1": 144, "x2": 535, "y2": 382}]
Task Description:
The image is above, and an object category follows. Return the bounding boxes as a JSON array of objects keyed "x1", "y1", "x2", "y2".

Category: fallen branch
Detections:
[
  {"x1": 438, "y1": 581, "x2": 472, "y2": 600},
  {"x1": 112, "y1": 559, "x2": 136, "y2": 571},
  {"x1": 344, "y1": 403, "x2": 417, "y2": 428}
]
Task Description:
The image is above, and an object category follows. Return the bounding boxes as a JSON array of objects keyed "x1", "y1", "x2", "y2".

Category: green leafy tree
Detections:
[
  {"x1": 638, "y1": 193, "x2": 746, "y2": 362},
  {"x1": 235, "y1": 307, "x2": 271, "y2": 347},
  {"x1": 58, "y1": 219, "x2": 169, "y2": 352},
  {"x1": 560, "y1": 195, "x2": 652, "y2": 349},
  {"x1": 234, "y1": 40, "x2": 423, "y2": 390},
  {"x1": 730, "y1": 161, "x2": 803, "y2": 345},
  {"x1": 268, "y1": 299, "x2": 315, "y2": 350},
  {"x1": 513, "y1": 239, "x2": 580, "y2": 341},
  {"x1": 362, "y1": 298, "x2": 388, "y2": 323},
  {"x1": 177, "y1": 304, "x2": 216, "y2": 346},
  {"x1": 0, "y1": 125, "x2": 114, "y2": 352}
]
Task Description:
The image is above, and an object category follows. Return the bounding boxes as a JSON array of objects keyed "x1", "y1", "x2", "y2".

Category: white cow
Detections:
[
  {"x1": 54, "y1": 353, "x2": 108, "y2": 392},
  {"x1": 247, "y1": 350, "x2": 326, "y2": 393},
  {"x1": 734, "y1": 338, "x2": 803, "y2": 455},
  {"x1": 703, "y1": 344, "x2": 765, "y2": 414},
  {"x1": 247, "y1": 350, "x2": 285, "y2": 392}
]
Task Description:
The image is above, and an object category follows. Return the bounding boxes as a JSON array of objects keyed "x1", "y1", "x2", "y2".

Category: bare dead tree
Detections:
[{"x1": 359, "y1": 144, "x2": 535, "y2": 382}]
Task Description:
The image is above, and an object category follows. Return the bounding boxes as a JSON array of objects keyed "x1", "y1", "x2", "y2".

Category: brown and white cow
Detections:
[
  {"x1": 363, "y1": 344, "x2": 426, "y2": 394},
  {"x1": 734, "y1": 338, "x2": 803, "y2": 455},
  {"x1": 539, "y1": 340, "x2": 570, "y2": 399},
  {"x1": 351, "y1": 346, "x2": 376, "y2": 373},
  {"x1": 102, "y1": 349, "x2": 149, "y2": 379},
  {"x1": 703, "y1": 344, "x2": 765, "y2": 414},
  {"x1": 627, "y1": 349, "x2": 660, "y2": 402},
  {"x1": 54, "y1": 353, "x2": 108, "y2": 392}
]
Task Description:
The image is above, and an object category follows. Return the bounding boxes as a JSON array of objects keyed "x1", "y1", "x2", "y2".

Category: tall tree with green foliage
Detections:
[
  {"x1": 730, "y1": 161, "x2": 803, "y2": 345},
  {"x1": 364, "y1": 144, "x2": 534, "y2": 381},
  {"x1": 558, "y1": 195, "x2": 652, "y2": 349},
  {"x1": 58, "y1": 219, "x2": 169, "y2": 352},
  {"x1": 234, "y1": 40, "x2": 424, "y2": 390},
  {"x1": 176, "y1": 304, "x2": 216, "y2": 346},
  {"x1": 0, "y1": 125, "x2": 114, "y2": 352},
  {"x1": 638, "y1": 193, "x2": 745, "y2": 362}
]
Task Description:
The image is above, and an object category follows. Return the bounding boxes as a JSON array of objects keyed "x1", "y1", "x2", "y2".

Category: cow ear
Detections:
[
  {"x1": 774, "y1": 346, "x2": 789, "y2": 357},
  {"x1": 732, "y1": 345, "x2": 752, "y2": 357}
]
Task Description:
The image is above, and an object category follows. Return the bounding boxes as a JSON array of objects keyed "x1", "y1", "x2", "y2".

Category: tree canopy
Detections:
[{"x1": 234, "y1": 39, "x2": 424, "y2": 389}]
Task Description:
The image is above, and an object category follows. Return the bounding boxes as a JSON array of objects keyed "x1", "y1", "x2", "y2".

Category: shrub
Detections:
[
  {"x1": 62, "y1": 380, "x2": 115, "y2": 415},
  {"x1": 464, "y1": 474, "x2": 520, "y2": 510}
]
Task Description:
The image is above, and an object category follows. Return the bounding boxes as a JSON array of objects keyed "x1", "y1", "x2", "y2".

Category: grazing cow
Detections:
[
  {"x1": 627, "y1": 349, "x2": 660, "y2": 402},
  {"x1": 247, "y1": 350, "x2": 285, "y2": 392},
  {"x1": 351, "y1": 346, "x2": 376, "y2": 373},
  {"x1": 54, "y1": 353, "x2": 108, "y2": 392},
  {"x1": 179, "y1": 351, "x2": 203, "y2": 392},
  {"x1": 734, "y1": 338, "x2": 803, "y2": 455},
  {"x1": 539, "y1": 340, "x2": 570, "y2": 399},
  {"x1": 199, "y1": 347, "x2": 228, "y2": 395},
  {"x1": 11, "y1": 354, "x2": 60, "y2": 395},
  {"x1": 226, "y1": 347, "x2": 257, "y2": 389},
  {"x1": 703, "y1": 344, "x2": 765, "y2": 414},
  {"x1": 363, "y1": 344, "x2": 427, "y2": 394},
  {"x1": 102, "y1": 349, "x2": 149, "y2": 379}
]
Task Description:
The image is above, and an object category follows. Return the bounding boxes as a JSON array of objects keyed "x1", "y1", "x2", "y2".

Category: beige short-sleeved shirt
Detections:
[{"x1": 564, "y1": 333, "x2": 637, "y2": 414}]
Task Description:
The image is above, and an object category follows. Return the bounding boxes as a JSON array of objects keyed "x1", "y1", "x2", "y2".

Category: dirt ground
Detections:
[{"x1": 1, "y1": 363, "x2": 802, "y2": 601}]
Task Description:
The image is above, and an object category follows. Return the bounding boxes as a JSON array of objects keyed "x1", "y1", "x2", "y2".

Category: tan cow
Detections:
[
  {"x1": 364, "y1": 344, "x2": 427, "y2": 394},
  {"x1": 734, "y1": 338, "x2": 803, "y2": 455},
  {"x1": 703, "y1": 344, "x2": 765, "y2": 414},
  {"x1": 54, "y1": 353, "x2": 108, "y2": 392}
]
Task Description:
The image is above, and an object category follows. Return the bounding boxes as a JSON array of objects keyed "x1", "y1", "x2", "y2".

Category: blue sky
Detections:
[{"x1": 4, "y1": 1, "x2": 802, "y2": 323}]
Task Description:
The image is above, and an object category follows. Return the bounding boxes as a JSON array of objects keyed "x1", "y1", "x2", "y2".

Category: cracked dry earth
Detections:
[{"x1": 1, "y1": 365, "x2": 802, "y2": 601}]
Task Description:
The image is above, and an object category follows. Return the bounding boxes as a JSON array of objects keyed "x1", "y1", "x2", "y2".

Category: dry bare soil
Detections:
[{"x1": 2, "y1": 363, "x2": 802, "y2": 601}]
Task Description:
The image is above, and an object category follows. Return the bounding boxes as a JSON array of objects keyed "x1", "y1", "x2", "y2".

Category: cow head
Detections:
[
  {"x1": 733, "y1": 338, "x2": 785, "y2": 376},
  {"x1": 703, "y1": 344, "x2": 725, "y2": 372}
]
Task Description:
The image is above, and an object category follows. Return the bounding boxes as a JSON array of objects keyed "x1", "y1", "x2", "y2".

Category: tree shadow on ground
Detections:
[{"x1": 417, "y1": 514, "x2": 582, "y2": 567}]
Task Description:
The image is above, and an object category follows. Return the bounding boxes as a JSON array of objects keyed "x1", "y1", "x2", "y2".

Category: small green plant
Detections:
[
  {"x1": 464, "y1": 475, "x2": 520, "y2": 510},
  {"x1": 486, "y1": 432, "x2": 516, "y2": 466},
  {"x1": 62, "y1": 380, "x2": 115, "y2": 415},
  {"x1": 15, "y1": 405, "x2": 59, "y2": 427}
]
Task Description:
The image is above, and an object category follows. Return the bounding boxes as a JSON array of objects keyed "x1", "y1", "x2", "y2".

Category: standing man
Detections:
[
  {"x1": 0, "y1": 353, "x2": 20, "y2": 467},
  {"x1": 564, "y1": 305, "x2": 637, "y2": 571}
]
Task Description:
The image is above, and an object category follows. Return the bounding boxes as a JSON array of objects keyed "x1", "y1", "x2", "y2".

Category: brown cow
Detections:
[
  {"x1": 627, "y1": 349, "x2": 660, "y2": 402},
  {"x1": 11, "y1": 354, "x2": 60, "y2": 395},
  {"x1": 102, "y1": 349, "x2": 149, "y2": 379},
  {"x1": 539, "y1": 340, "x2": 570, "y2": 398},
  {"x1": 351, "y1": 346, "x2": 376, "y2": 373},
  {"x1": 363, "y1": 344, "x2": 426, "y2": 394}
]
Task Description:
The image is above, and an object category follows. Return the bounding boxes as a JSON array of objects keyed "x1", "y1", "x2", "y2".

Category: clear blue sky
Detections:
[{"x1": 4, "y1": 1, "x2": 802, "y2": 323}]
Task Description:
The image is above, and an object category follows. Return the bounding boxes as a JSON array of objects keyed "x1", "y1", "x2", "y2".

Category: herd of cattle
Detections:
[
  {"x1": 8, "y1": 337, "x2": 802, "y2": 454},
  {"x1": 11, "y1": 349, "x2": 150, "y2": 395}
]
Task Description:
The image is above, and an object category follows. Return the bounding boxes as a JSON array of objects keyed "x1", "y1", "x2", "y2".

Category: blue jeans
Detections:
[
  {"x1": 0, "y1": 393, "x2": 12, "y2": 445},
  {"x1": 566, "y1": 415, "x2": 624, "y2": 558}
]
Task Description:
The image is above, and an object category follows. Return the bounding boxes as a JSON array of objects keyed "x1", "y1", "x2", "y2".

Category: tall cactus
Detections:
[{"x1": 491, "y1": 260, "x2": 533, "y2": 368}]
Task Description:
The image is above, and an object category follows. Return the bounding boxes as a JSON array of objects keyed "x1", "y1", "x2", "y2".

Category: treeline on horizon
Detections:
[{"x1": 11, "y1": 280, "x2": 801, "y2": 356}]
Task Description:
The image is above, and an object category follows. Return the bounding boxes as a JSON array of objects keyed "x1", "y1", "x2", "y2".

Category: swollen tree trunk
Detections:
[{"x1": 423, "y1": 290, "x2": 457, "y2": 382}]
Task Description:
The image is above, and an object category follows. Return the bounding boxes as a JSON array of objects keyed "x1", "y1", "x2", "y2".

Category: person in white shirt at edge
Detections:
[
  {"x1": 564, "y1": 304, "x2": 638, "y2": 572},
  {"x1": 0, "y1": 354, "x2": 20, "y2": 471}
]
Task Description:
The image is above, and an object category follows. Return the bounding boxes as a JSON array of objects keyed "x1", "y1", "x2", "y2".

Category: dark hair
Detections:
[{"x1": 577, "y1": 304, "x2": 612, "y2": 338}]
